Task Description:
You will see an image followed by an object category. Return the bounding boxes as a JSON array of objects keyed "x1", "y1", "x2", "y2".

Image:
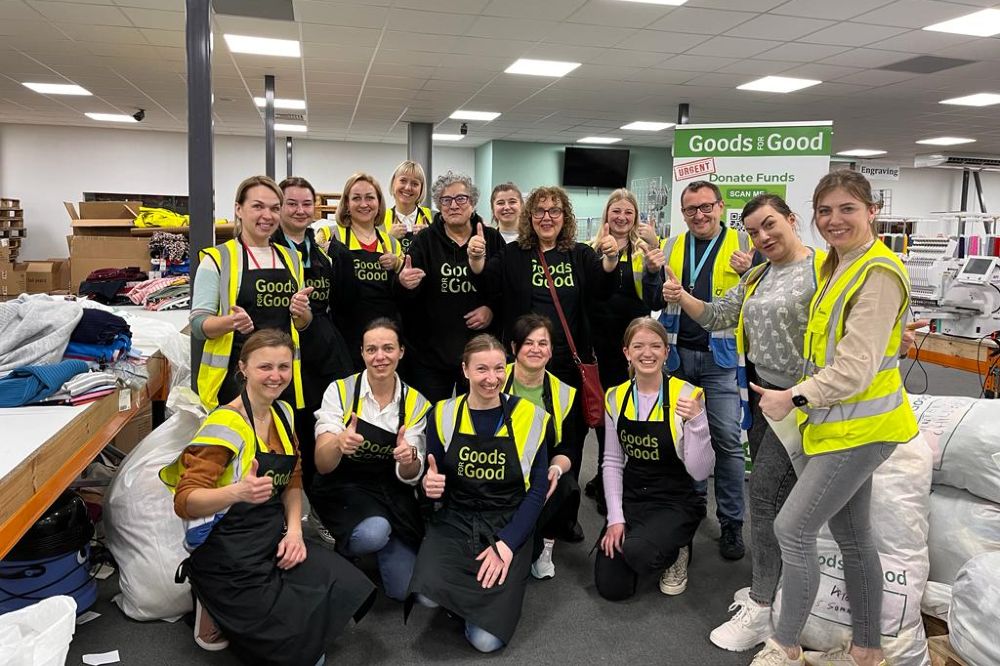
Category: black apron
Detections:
[
  {"x1": 591, "y1": 248, "x2": 649, "y2": 388},
  {"x1": 616, "y1": 377, "x2": 704, "y2": 552},
  {"x1": 185, "y1": 395, "x2": 375, "y2": 666},
  {"x1": 218, "y1": 243, "x2": 297, "y2": 406},
  {"x1": 310, "y1": 377, "x2": 424, "y2": 550},
  {"x1": 393, "y1": 206, "x2": 430, "y2": 255},
  {"x1": 406, "y1": 396, "x2": 532, "y2": 644},
  {"x1": 342, "y1": 227, "x2": 401, "y2": 369}
]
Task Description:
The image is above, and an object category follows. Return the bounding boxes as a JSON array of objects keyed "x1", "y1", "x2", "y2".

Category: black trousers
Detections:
[
  {"x1": 532, "y1": 474, "x2": 582, "y2": 560},
  {"x1": 294, "y1": 405, "x2": 319, "y2": 502},
  {"x1": 404, "y1": 358, "x2": 468, "y2": 404}
]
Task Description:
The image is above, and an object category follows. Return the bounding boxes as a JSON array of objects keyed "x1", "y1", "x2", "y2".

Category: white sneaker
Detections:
[
  {"x1": 710, "y1": 596, "x2": 772, "y2": 651},
  {"x1": 308, "y1": 510, "x2": 336, "y2": 546},
  {"x1": 751, "y1": 638, "x2": 804, "y2": 665},
  {"x1": 803, "y1": 644, "x2": 887, "y2": 666},
  {"x1": 733, "y1": 586, "x2": 751, "y2": 603},
  {"x1": 659, "y1": 545, "x2": 689, "y2": 595},
  {"x1": 531, "y1": 539, "x2": 555, "y2": 580}
]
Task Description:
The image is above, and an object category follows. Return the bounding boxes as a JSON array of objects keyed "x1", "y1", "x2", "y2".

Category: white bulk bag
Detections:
[
  {"x1": 949, "y1": 551, "x2": 1000, "y2": 666},
  {"x1": 0, "y1": 596, "x2": 76, "y2": 666},
  {"x1": 908, "y1": 394, "x2": 1000, "y2": 504},
  {"x1": 774, "y1": 434, "x2": 933, "y2": 666},
  {"x1": 104, "y1": 388, "x2": 206, "y2": 621},
  {"x1": 926, "y1": 484, "x2": 1000, "y2": 585}
]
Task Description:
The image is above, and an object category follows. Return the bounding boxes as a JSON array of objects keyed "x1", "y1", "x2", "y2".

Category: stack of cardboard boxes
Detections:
[
  {"x1": 0, "y1": 197, "x2": 72, "y2": 300},
  {"x1": 65, "y1": 200, "x2": 149, "y2": 292}
]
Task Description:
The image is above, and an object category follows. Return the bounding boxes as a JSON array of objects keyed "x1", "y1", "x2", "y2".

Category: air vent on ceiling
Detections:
[
  {"x1": 879, "y1": 56, "x2": 975, "y2": 73},
  {"x1": 213, "y1": 0, "x2": 294, "y2": 21},
  {"x1": 914, "y1": 153, "x2": 1000, "y2": 171},
  {"x1": 275, "y1": 113, "x2": 305, "y2": 122}
]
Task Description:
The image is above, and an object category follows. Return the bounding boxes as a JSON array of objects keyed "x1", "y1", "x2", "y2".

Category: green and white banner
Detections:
[{"x1": 670, "y1": 121, "x2": 833, "y2": 247}]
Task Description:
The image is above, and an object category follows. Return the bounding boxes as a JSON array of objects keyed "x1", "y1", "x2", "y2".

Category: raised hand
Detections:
[
  {"x1": 675, "y1": 395, "x2": 704, "y2": 421},
  {"x1": 392, "y1": 425, "x2": 417, "y2": 464},
  {"x1": 289, "y1": 286, "x2": 314, "y2": 318},
  {"x1": 389, "y1": 221, "x2": 408, "y2": 239},
  {"x1": 729, "y1": 249, "x2": 754, "y2": 275},
  {"x1": 468, "y1": 222, "x2": 487, "y2": 260},
  {"x1": 637, "y1": 219, "x2": 657, "y2": 247},
  {"x1": 644, "y1": 245, "x2": 666, "y2": 274},
  {"x1": 236, "y1": 459, "x2": 273, "y2": 504},
  {"x1": 229, "y1": 305, "x2": 255, "y2": 335},
  {"x1": 339, "y1": 413, "x2": 364, "y2": 456},
  {"x1": 422, "y1": 454, "x2": 446, "y2": 499},
  {"x1": 661, "y1": 266, "x2": 683, "y2": 303},
  {"x1": 379, "y1": 252, "x2": 399, "y2": 271},
  {"x1": 597, "y1": 223, "x2": 619, "y2": 258},
  {"x1": 398, "y1": 255, "x2": 426, "y2": 290}
]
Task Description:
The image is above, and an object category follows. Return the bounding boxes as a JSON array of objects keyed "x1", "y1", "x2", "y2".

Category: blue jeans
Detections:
[
  {"x1": 414, "y1": 595, "x2": 505, "y2": 652},
  {"x1": 675, "y1": 347, "x2": 745, "y2": 527},
  {"x1": 347, "y1": 517, "x2": 416, "y2": 601}
]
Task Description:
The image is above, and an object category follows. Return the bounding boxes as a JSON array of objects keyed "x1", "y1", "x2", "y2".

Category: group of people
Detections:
[{"x1": 159, "y1": 162, "x2": 918, "y2": 666}]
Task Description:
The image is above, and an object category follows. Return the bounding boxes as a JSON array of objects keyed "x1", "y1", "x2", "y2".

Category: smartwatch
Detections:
[{"x1": 792, "y1": 394, "x2": 809, "y2": 408}]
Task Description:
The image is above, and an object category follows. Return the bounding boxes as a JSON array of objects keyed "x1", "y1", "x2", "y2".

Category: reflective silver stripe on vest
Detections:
[
  {"x1": 193, "y1": 423, "x2": 244, "y2": 449},
  {"x1": 804, "y1": 353, "x2": 899, "y2": 378},
  {"x1": 200, "y1": 351, "x2": 230, "y2": 369},
  {"x1": 663, "y1": 235, "x2": 680, "y2": 258},
  {"x1": 710, "y1": 330, "x2": 735, "y2": 341},
  {"x1": 218, "y1": 245, "x2": 234, "y2": 313},
  {"x1": 802, "y1": 389, "x2": 904, "y2": 426},
  {"x1": 518, "y1": 407, "x2": 549, "y2": 483},
  {"x1": 737, "y1": 231, "x2": 751, "y2": 254},
  {"x1": 553, "y1": 378, "x2": 573, "y2": 422},
  {"x1": 438, "y1": 398, "x2": 460, "y2": 449},
  {"x1": 822, "y1": 257, "x2": 906, "y2": 365}
]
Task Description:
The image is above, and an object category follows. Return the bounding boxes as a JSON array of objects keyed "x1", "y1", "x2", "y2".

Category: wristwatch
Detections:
[{"x1": 791, "y1": 393, "x2": 809, "y2": 408}]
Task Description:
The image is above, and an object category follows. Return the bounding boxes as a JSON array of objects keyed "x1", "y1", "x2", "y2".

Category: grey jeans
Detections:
[{"x1": 773, "y1": 441, "x2": 896, "y2": 649}]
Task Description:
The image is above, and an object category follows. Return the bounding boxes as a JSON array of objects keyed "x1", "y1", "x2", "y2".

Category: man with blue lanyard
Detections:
[{"x1": 643, "y1": 181, "x2": 753, "y2": 561}]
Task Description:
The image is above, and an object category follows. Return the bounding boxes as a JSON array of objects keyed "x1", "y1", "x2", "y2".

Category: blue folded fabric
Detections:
[
  {"x1": 70, "y1": 309, "x2": 132, "y2": 345},
  {"x1": 64, "y1": 333, "x2": 132, "y2": 363},
  {"x1": 0, "y1": 360, "x2": 90, "y2": 407}
]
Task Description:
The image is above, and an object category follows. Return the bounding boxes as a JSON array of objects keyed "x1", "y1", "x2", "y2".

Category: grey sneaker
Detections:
[
  {"x1": 531, "y1": 539, "x2": 555, "y2": 580},
  {"x1": 659, "y1": 545, "x2": 689, "y2": 595},
  {"x1": 308, "y1": 510, "x2": 336, "y2": 546}
]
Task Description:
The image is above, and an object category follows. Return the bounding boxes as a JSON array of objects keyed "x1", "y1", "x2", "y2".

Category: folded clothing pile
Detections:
[
  {"x1": 79, "y1": 267, "x2": 148, "y2": 305},
  {"x1": 149, "y1": 232, "x2": 190, "y2": 276},
  {"x1": 126, "y1": 276, "x2": 190, "y2": 311},
  {"x1": 35, "y1": 369, "x2": 119, "y2": 406},
  {"x1": 64, "y1": 309, "x2": 133, "y2": 364},
  {"x1": 0, "y1": 359, "x2": 89, "y2": 407}
]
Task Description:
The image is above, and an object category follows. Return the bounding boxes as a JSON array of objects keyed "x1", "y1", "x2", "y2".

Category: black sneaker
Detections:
[{"x1": 719, "y1": 522, "x2": 745, "y2": 561}]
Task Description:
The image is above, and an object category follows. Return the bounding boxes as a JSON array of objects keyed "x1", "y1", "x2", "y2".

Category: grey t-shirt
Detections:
[{"x1": 696, "y1": 249, "x2": 817, "y2": 388}]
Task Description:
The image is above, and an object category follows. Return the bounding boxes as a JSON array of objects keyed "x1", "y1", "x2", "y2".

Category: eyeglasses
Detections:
[
  {"x1": 440, "y1": 194, "x2": 470, "y2": 207},
  {"x1": 531, "y1": 207, "x2": 564, "y2": 220},
  {"x1": 681, "y1": 201, "x2": 721, "y2": 218}
]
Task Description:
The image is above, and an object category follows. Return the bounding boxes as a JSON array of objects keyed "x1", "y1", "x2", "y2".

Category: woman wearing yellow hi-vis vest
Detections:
[
  {"x1": 383, "y1": 160, "x2": 433, "y2": 254},
  {"x1": 749, "y1": 171, "x2": 918, "y2": 666},
  {"x1": 406, "y1": 334, "x2": 550, "y2": 653},
  {"x1": 596, "y1": 318, "x2": 713, "y2": 603},
  {"x1": 190, "y1": 176, "x2": 313, "y2": 410}
]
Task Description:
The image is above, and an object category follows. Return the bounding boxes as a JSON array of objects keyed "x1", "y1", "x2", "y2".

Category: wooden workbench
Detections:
[{"x1": 908, "y1": 331, "x2": 999, "y2": 374}]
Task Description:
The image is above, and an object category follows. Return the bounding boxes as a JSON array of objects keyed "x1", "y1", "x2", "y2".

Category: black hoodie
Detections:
[{"x1": 394, "y1": 211, "x2": 505, "y2": 371}]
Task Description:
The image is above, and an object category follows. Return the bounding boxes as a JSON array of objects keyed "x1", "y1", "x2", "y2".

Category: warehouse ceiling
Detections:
[{"x1": 1, "y1": 0, "x2": 1000, "y2": 162}]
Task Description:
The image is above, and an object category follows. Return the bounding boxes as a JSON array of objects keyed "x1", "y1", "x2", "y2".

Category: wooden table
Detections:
[
  {"x1": 0, "y1": 354, "x2": 169, "y2": 559},
  {"x1": 908, "y1": 331, "x2": 999, "y2": 374}
]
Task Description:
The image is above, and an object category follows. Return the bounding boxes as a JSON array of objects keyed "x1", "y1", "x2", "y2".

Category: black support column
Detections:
[{"x1": 407, "y1": 122, "x2": 433, "y2": 207}]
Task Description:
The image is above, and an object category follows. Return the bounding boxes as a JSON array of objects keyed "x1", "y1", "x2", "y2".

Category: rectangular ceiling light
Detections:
[
  {"x1": 433, "y1": 134, "x2": 465, "y2": 141},
  {"x1": 940, "y1": 93, "x2": 1000, "y2": 107},
  {"x1": 617, "y1": 0, "x2": 688, "y2": 4},
  {"x1": 916, "y1": 137, "x2": 976, "y2": 146},
  {"x1": 450, "y1": 110, "x2": 501, "y2": 121},
  {"x1": 621, "y1": 121, "x2": 675, "y2": 131},
  {"x1": 923, "y1": 9, "x2": 1000, "y2": 37},
  {"x1": 505, "y1": 58, "x2": 581, "y2": 77},
  {"x1": 85, "y1": 113, "x2": 138, "y2": 123},
  {"x1": 254, "y1": 97, "x2": 306, "y2": 110},
  {"x1": 224, "y1": 34, "x2": 301, "y2": 57},
  {"x1": 23, "y1": 82, "x2": 91, "y2": 95},
  {"x1": 737, "y1": 76, "x2": 821, "y2": 93},
  {"x1": 274, "y1": 123, "x2": 307, "y2": 132},
  {"x1": 837, "y1": 149, "x2": 887, "y2": 157},
  {"x1": 578, "y1": 137, "x2": 622, "y2": 144}
]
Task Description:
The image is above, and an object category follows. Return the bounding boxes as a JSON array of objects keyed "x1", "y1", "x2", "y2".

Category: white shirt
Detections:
[
  {"x1": 394, "y1": 208, "x2": 418, "y2": 230},
  {"x1": 314, "y1": 371, "x2": 426, "y2": 485}
]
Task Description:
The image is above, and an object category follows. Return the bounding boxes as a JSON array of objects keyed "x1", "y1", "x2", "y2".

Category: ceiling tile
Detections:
[
  {"x1": 821, "y1": 48, "x2": 911, "y2": 68},
  {"x1": 726, "y1": 14, "x2": 835, "y2": 41},
  {"x1": 933, "y1": 39, "x2": 1000, "y2": 62},
  {"x1": 291, "y1": 1, "x2": 388, "y2": 28},
  {"x1": 545, "y1": 22, "x2": 636, "y2": 48},
  {"x1": 656, "y1": 54, "x2": 738, "y2": 72},
  {"x1": 686, "y1": 36, "x2": 782, "y2": 59},
  {"x1": 54, "y1": 23, "x2": 148, "y2": 44},
  {"x1": 648, "y1": 7, "x2": 759, "y2": 35},
  {"x1": 482, "y1": 0, "x2": 586, "y2": 22},
  {"x1": 871, "y1": 29, "x2": 976, "y2": 54},
  {"x1": 770, "y1": 0, "x2": 895, "y2": 21},
  {"x1": 300, "y1": 24, "x2": 381, "y2": 46},
  {"x1": 582, "y1": 48, "x2": 667, "y2": 68},
  {"x1": 386, "y1": 8, "x2": 477, "y2": 35},
  {"x1": 756, "y1": 42, "x2": 851, "y2": 63},
  {"x1": 393, "y1": 0, "x2": 489, "y2": 14},
  {"x1": 464, "y1": 15, "x2": 556, "y2": 41},
  {"x1": 804, "y1": 22, "x2": 910, "y2": 47},
  {"x1": 718, "y1": 59, "x2": 796, "y2": 75},
  {"x1": 779, "y1": 63, "x2": 864, "y2": 79},
  {"x1": 834, "y1": 69, "x2": 920, "y2": 86},
  {"x1": 566, "y1": 0, "x2": 676, "y2": 29},
  {"x1": 32, "y1": 1, "x2": 130, "y2": 24},
  {"x1": 139, "y1": 29, "x2": 183, "y2": 47},
  {"x1": 854, "y1": 0, "x2": 977, "y2": 29},
  {"x1": 119, "y1": 6, "x2": 184, "y2": 30},
  {"x1": 614, "y1": 30, "x2": 708, "y2": 54}
]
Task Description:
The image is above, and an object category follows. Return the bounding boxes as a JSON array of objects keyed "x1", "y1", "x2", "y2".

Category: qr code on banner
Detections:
[{"x1": 727, "y1": 209, "x2": 745, "y2": 232}]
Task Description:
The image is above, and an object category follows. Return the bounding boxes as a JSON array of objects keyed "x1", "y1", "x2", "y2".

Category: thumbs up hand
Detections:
[
  {"x1": 468, "y1": 222, "x2": 487, "y2": 259},
  {"x1": 729, "y1": 249, "x2": 754, "y2": 275},
  {"x1": 398, "y1": 254, "x2": 426, "y2": 290},
  {"x1": 393, "y1": 425, "x2": 417, "y2": 464},
  {"x1": 637, "y1": 219, "x2": 657, "y2": 247},
  {"x1": 229, "y1": 305, "x2": 255, "y2": 334},
  {"x1": 750, "y1": 383, "x2": 795, "y2": 421},
  {"x1": 598, "y1": 223, "x2": 619, "y2": 258},
  {"x1": 661, "y1": 266, "x2": 683, "y2": 303},
  {"x1": 378, "y1": 251, "x2": 399, "y2": 271},
  {"x1": 338, "y1": 413, "x2": 364, "y2": 456},
  {"x1": 289, "y1": 286, "x2": 314, "y2": 318},
  {"x1": 422, "y1": 453, "x2": 446, "y2": 499},
  {"x1": 236, "y1": 458, "x2": 273, "y2": 504},
  {"x1": 644, "y1": 245, "x2": 666, "y2": 274}
]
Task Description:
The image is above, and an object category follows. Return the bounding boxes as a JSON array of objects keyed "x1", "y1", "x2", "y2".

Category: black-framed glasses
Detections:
[
  {"x1": 681, "y1": 201, "x2": 721, "y2": 218},
  {"x1": 531, "y1": 207, "x2": 564, "y2": 220},
  {"x1": 440, "y1": 194, "x2": 470, "y2": 207}
]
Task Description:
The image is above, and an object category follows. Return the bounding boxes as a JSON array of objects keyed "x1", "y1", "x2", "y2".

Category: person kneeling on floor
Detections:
[
  {"x1": 596, "y1": 317, "x2": 713, "y2": 601},
  {"x1": 160, "y1": 329, "x2": 375, "y2": 666}
]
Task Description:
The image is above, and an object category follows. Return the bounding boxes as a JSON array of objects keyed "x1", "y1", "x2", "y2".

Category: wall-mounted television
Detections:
[{"x1": 562, "y1": 147, "x2": 630, "y2": 189}]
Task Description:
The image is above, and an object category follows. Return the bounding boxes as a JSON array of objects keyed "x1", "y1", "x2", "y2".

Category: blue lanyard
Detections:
[
  {"x1": 286, "y1": 236, "x2": 311, "y2": 268},
  {"x1": 687, "y1": 232, "x2": 721, "y2": 291},
  {"x1": 631, "y1": 380, "x2": 664, "y2": 422}
]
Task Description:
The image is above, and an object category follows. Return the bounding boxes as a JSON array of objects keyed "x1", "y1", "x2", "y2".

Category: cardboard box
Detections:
[
  {"x1": 25, "y1": 258, "x2": 70, "y2": 293},
  {"x1": 0, "y1": 261, "x2": 26, "y2": 299},
  {"x1": 111, "y1": 402, "x2": 153, "y2": 454},
  {"x1": 65, "y1": 201, "x2": 142, "y2": 236},
  {"x1": 69, "y1": 235, "x2": 150, "y2": 292}
]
